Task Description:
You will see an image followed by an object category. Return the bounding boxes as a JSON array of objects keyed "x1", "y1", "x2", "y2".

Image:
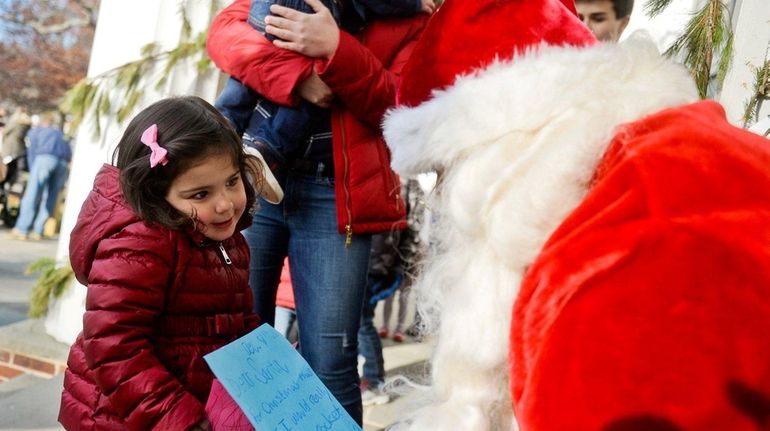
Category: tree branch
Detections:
[
  {"x1": 1, "y1": 0, "x2": 97, "y2": 35},
  {"x1": 28, "y1": 15, "x2": 92, "y2": 35}
]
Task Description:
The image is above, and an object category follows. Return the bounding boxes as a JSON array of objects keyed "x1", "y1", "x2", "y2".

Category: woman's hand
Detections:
[
  {"x1": 421, "y1": 0, "x2": 437, "y2": 14},
  {"x1": 265, "y1": 0, "x2": 340, "y2": 59},
  {"x1": 297, "y1": 70, "x2": 333, "y2": 108},
  {"x1": 190, "y1": 418, "x2": 211, "y2": 431}
]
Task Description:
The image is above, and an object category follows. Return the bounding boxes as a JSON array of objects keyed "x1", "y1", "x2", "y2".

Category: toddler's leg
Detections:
[
  {"x1": 251, "y1": 100, "x2": 325, "y2": 169},
  {"x1": 214, "y1": 77, "x2": 260, "y2": 135}
]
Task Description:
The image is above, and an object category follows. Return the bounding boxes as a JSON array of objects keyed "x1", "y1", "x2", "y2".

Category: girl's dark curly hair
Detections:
[{"x1": 112, "y1": 96, "x2": 262, "y2": 229}]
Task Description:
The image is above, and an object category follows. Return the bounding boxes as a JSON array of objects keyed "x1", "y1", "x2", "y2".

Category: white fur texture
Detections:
[{"x1": 383, "y1": 38, "x2": 697, "y2": 431}]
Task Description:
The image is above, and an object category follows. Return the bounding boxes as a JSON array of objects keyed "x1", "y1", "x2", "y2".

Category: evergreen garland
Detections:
[
  {"x1": 27, "y1": 258, "x2": 74, "y2": 318},
  {"x1": 645, "y1": 0, "x2": 733, "y2": 99},
  {"x1": 742, "y1": 59, "x2": 770, "y2": 127},
  {"x1": 60, "y1": 1, "x2": 220, "y2": 137}
]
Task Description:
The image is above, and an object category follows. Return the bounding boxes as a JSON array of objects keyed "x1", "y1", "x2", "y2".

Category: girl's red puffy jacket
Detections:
[
  {"x1": 58, "y1": 165, "x2": 259, "y2": 430},
  {"x1": 206, "y1": 0, "x2": 429, "y2": 236}
]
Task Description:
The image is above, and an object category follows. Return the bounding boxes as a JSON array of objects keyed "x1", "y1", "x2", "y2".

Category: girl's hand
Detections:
[
  {"x1": 297, "y1": 70, "x2": 333, "y2": 108},
  {"x1": 265, "y1": 0, "x2": 340, "y2": 59},
  {"x1": 422, "y1": 0, "x2": 436, "y2": 14}
]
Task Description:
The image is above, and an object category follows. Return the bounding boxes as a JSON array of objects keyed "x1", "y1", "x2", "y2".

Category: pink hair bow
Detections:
[{"x1": 141, "y1": 124, "x2": 169, "y2": 168}]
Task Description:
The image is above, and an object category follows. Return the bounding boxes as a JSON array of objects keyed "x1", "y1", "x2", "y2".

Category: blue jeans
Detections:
[
  {"x1": 358, "y1": 281, "x2": 385, "y2": 386},
  {"x1": 14, "y1": 154, "x2": 68, "y2": 235},
  {"x1": 273, "y1": 305, "x2": 296, "y2": 339},
  {"x1": 215, "y1": 78, "x2": 326, "y2": 168},
  {"x1": 242, "y1": 171, "x2": 372, "y2": 424}
]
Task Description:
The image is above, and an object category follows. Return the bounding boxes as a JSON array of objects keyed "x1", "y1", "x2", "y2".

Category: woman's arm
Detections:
[
  {"x1": 207, "y1": 0, "x2": 314, "y2": 106},
  {"x1": 82, "y1": 228, "x2": 202, "y2": 430}
]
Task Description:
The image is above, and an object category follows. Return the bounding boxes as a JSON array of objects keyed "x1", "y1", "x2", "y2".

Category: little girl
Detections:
[{"x1": 58, "y1": 96, "x2": 281, "y2": 430}]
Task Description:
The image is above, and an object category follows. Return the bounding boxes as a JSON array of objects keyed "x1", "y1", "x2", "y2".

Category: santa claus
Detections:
[{"x1": 383, "y1": 0, "x2": 770, "y2": 430}]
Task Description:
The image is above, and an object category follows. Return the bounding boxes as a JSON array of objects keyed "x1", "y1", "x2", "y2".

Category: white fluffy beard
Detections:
[{"x1": 384, "y1": 38, "x2": 698, "y2": 430}]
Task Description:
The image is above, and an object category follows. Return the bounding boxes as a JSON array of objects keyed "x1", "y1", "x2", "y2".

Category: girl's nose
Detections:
[{"x1": 215, "y1": 196, "x2": 234, "y2": 214}]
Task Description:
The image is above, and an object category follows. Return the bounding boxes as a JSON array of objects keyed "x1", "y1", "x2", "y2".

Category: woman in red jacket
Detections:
[
  {"x1": 206, "y1": 0, "x2": 428, "y2": 422},
  {"x1": 58, "y1": 96, "x2": 280, "y2": 430}
]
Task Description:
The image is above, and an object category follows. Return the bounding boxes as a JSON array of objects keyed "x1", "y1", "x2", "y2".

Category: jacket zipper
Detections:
[
  {"x1": 338, "y1": 112, "x2": 354, "y2": 248},
  {"x1": 218, "y1": 243, "x2": 232, "y2": 265}
]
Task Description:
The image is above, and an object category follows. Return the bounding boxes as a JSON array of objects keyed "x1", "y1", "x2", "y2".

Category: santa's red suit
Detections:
[{"x1": 382, "y1": 0, "x2": 770, "y2": 430}]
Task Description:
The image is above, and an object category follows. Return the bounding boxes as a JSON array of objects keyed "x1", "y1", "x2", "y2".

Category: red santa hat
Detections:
[{"x1": 397, "y1": 0, "x2": 597, "y2": 108}]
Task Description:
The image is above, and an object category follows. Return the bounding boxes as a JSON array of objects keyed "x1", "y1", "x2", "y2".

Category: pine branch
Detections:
[
  {"x1": 742, "y1": 60, "x2": 770, "y2": 127},
  {"x1": 664, "y1": 0, "x2": 732, "y2": 98},
  {"x1": 715, "y1": 31, "x2": 733, "y2": 86},
  {"x1": 26, "y1": 258, "x2": 74, "y2": 319},
  {"x1": 28, "y1": 15, "x2": 92, "y2": 35},
  {"x1": 60, "y1": 1, "x2": 221, "y2": 138},
  {"x1": 644, "y1": 0, "x2": 675, "y2": 17}
]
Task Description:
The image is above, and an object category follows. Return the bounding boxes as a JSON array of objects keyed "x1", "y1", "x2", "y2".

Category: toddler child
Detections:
[
  {"x1": 58, "y1": 96, "x2": 282, "y2": 430},
  {"x1": 215, "y1": 0, "x2": 435, "y2": 170}
]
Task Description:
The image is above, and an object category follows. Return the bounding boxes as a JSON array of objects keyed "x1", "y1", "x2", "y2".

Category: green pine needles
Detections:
[
  {"x1": 60, "y1": 1, "x2": 220, "y2": 138},
  {"x1": 27, "y1": 258, "x2": 75, "y2": 319},
  {"x1": 646, "y1": 0, "x2": 734, "y2": 99},
  {"x1": 742, "y1": 59, "x2": 770, "y2": 127}
]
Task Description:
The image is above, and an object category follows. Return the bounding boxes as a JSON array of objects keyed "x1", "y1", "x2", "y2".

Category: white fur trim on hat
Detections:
[{"x1": 384, "y1": 38, "x2": 696, "y2": 178}]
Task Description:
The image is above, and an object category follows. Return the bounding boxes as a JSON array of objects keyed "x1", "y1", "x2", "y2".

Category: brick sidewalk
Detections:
[{"x1": 0, "y1": 320, "x2": 68, "y2": 384}]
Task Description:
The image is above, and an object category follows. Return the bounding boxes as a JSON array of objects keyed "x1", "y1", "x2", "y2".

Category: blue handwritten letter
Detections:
[{"x1": 204, "y1": 324, "x2": 362, "y2": 430}]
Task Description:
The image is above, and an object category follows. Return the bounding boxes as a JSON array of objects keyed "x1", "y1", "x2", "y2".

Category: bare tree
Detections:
[{"x1": 0, "y1": 0, "x2": 99, "y2": 111}]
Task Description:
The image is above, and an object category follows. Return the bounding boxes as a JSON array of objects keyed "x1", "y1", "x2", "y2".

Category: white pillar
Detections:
[
  {"x1": 719, "y1": 0, "x2": 770, "y2": 127},
  {"x1": 46, "y1": 0, "x2": 224, "y2": 344}
]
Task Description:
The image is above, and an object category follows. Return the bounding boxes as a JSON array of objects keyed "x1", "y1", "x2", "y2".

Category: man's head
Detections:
[{"x1": 576, "y1": 0, "x2": 633, "y2": 42}]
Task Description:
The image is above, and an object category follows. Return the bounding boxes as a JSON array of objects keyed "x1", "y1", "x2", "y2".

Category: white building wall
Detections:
[{"x1": 46, "y1": 0, "x2": 224, "y2": 344}]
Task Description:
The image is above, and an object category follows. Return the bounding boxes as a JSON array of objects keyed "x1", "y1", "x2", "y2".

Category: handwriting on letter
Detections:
[{"x1": 205, "y1": 324, "x2": 362, "y2": 431}]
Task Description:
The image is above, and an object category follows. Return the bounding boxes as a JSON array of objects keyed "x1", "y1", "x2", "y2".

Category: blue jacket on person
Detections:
[{"x1": 26, "y1": 126, "x2": 72, "y2": 167}]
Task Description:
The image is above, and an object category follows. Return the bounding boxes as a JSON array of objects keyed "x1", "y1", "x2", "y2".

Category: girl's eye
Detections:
[
  {"x1": 191, "y1": 191, "x2": 208, "y2": 200},
  {"x1": 227, "y1": 175, "x2": 241, "y2": 187}
]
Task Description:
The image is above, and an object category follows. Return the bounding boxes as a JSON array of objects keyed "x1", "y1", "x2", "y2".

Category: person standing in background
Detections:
[
  {"x1": 575, "y1": 0, "x2": 632, "y2": 42},
  {"x1": 8, "y1": 111, "x2": 71, "y2": 240},
  {"x1": 377, "y1": 179, "x2": 426, "y2": 343},
  {"x1": 1, "y1": 107, "x2": 32, "y2": 170}
]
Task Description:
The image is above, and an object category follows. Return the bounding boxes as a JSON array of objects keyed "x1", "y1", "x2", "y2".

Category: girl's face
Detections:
[{"x1": 165, "y1": 152, "x2": 247, "y2": 242}]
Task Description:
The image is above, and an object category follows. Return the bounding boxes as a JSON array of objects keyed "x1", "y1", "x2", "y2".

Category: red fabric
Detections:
[
  {"x1": 511, "y1": 101, "x2": 770, "y2": 430},
  {"x1": 207, "y1": 0, "x2": 429, "y2": 234},
  {"x1": 397, "y1": 0, "x2": 596, "y2": 107},
  {"x1": 59, "y1": 165, "x2": 259, "y2": 431},
  {"x1": 206, "y1": 379, "x2": 255, "y2": 431},
  {"x1": 275, "y1": 258, "x2": 294, "y2": 310},
  {"x1": 206, "y1": 0, "x2": 312, "y2": 107}
]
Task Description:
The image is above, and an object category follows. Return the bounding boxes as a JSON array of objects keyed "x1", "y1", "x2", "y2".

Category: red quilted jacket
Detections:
[
  {"x1": 207, "y1": 0, "x2": 429, "y2": 236},
  {"x1": 59, "y1": 165, "x2": 259, "y2": 431}
]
